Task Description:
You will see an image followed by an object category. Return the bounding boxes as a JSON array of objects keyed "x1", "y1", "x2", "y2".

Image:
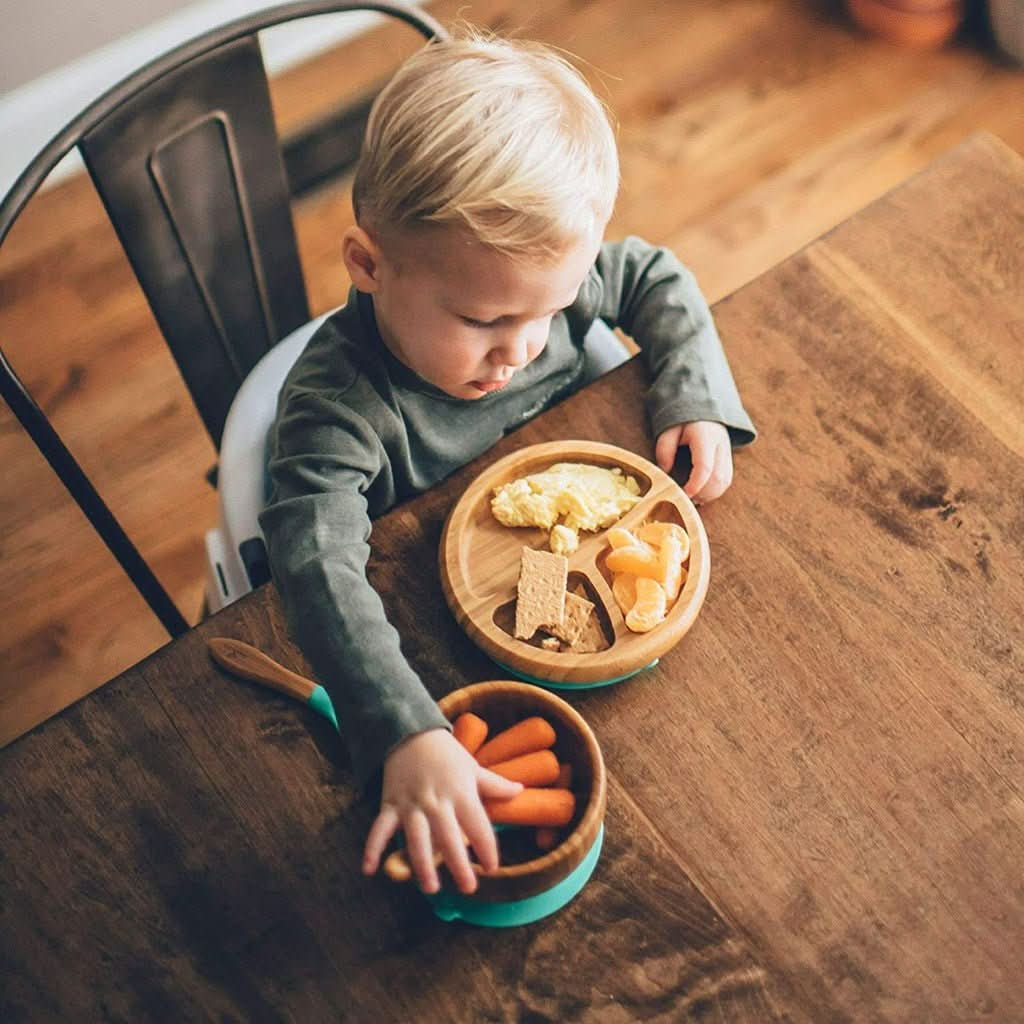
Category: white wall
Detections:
[
  {"x1": 2, "y1": 1, "x2": 187, "y2": 93},
  {"x1": 0, "y1": 1, "x2": 430, "y2": 199}
]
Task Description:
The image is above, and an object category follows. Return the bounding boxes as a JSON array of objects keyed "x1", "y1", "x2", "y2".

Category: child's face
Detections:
[{"x1": 363, "y1": 225, "x2": 601, "y2": 400}]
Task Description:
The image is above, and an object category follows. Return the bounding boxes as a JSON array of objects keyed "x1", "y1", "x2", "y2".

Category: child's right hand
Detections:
[{"x1": 362, "y1": 727, "x2": 523, "y2": 894}]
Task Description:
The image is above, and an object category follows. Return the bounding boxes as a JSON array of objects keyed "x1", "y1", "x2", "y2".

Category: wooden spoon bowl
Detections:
[
  {"x1": 439, "y1": 440, "x2": 710, "y2": 684},
  {"x1": 438, "y1": 680, "x2": 606, "y2": 903}
]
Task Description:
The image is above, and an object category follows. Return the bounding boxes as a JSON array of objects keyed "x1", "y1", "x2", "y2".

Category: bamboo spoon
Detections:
[{"x1": 206, "y1": 637, "x2": 338, "y2": 729}]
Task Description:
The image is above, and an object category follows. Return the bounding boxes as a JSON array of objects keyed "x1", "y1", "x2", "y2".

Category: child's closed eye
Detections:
[{"x1": 461, "y1": 308, "x2": 566, "y2": 329}]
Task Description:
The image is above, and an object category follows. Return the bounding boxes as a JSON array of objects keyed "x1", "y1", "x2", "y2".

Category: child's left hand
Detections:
[{"x1": 655, "y1": 421, "x2": 733, "y2": 504}]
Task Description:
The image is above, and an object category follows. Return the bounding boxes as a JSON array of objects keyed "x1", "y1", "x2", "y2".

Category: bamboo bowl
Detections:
[
  {"x1": 440, "y1": 440, "x2": 710, "y2": 685},
  {"x1": 436, "y1": 680, "x2": 606, "y2": 908}
]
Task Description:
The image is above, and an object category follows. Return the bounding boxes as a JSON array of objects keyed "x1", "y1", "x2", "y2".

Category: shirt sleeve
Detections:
[
  {"x1": 590, "y1": 236, "x2": 756, "y2": 446},
  {"x1": 259, "y1": 388, "x2": 449, "y2": 789}
]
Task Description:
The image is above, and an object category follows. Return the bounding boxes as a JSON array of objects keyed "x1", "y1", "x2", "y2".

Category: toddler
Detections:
[{"x1": 261, "y1": 29, "x2": 756, "y2": 896}]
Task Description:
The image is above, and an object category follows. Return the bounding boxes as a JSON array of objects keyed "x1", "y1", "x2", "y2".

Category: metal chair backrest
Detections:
[
  {"x1": 79, "y1": 33, "x2": 311, "y2": 447},
  {"x1": 0, "y1": 1, "x2": 446, "y2": 637}
]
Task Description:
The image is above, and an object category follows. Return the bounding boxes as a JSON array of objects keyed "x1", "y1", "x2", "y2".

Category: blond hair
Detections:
[{"x1": 352, "y1": 29, "x2": 619, "y2": 260}]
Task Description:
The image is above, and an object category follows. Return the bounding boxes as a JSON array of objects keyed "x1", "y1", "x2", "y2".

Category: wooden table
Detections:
[{"x1": 3, "y1": 133, "x2": 1022, "y2": 1022}]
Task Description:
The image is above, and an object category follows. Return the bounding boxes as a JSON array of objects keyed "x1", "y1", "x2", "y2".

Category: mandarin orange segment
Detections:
[
  {"x1": 625, "y1": 577, "x2": 668, "y2": 633},
  {"x1": 637, "y1": 521, "x2": 690, "y2": 563},
  {"x1": 605, "y1": 543, "x2": 660, "y2": 579},
  {"x1": 606, "y1": 526, "x2": 639, "y2": 550},
  {"x1": 611, "y1": 572, "x2": 638, "y2": 615},
  {"x1": 658, "y1": 532, "x2": 685, "y2": 602}
]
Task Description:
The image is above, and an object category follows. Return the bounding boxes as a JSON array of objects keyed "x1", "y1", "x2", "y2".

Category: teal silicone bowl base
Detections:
[
  {"x1": 426, "y1": 824, "x2": 604, "y2": 927},
  {"x1": 491, "y1": 659, "x2": 658, "y2": 691}
]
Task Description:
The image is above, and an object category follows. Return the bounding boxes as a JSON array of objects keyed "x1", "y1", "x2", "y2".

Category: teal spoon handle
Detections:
[{"x1": 307, "y1": 684, "x2": 339, "y2": 730}]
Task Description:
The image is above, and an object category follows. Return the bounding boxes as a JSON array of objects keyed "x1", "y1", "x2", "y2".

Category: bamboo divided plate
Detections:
[{"x1": 439, "y1": 440, "x2": 710, "y2": 685}]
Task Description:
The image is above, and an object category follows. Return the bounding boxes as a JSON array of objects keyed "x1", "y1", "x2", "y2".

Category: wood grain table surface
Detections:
[{"x1": 3, "y1": 133, "x2": 1021, "y2": 1023}]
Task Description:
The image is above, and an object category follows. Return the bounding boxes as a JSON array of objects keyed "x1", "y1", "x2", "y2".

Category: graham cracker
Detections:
[
  {"x1": 569, "y1": 612, "x2": 607, "y2": 653},
  {"x1": 568, "y1": 585, "x2": 608, "y2": 653},
  {"x1": 515, "y1": 547, "x2": 568, "y2": 639},
  {"x1": 543, "y1": 590, "x2": 595, "y2": 647}
]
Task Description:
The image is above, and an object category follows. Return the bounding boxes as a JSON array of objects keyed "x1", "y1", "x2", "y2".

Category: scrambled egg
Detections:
[
  {"x1": 549, "y1": 524, "x2": 579, "y2": 556},
  {"x1": 491, "y1": 462, "x2": 642, "y2": 551}
]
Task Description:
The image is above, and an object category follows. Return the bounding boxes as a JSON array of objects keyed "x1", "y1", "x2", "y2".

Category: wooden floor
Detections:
[{"x1": 2, "y1": 0, "x2": 1022, "y2": 746}]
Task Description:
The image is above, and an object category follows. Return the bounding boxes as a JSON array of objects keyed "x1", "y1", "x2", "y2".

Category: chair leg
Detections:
[{"x1": 1, "y1": 349, "x2": 189, "y2": 638}]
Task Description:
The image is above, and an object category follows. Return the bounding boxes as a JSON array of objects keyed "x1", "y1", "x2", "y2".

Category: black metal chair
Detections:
[{"x1": 0, "y1": 1, "x2": 446, "y2": 639}]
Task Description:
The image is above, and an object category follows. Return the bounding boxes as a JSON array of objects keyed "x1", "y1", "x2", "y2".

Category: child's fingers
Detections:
[
  {"x1": 403, "y1": 810, "x2": 440, "y2": 894},
  {"x1": 477, "y1": 766, "x2": 524, "y2": 800},
  {"x1": 362, "y1": 804, "x2": 400, "y2": 874},
  {"x1": 433, "y1": 805, "x2": 478, "y2": 894},
  {"x1": 459, "y1": 795, "x2": 501, "y2": 874},
  {"x1": 467, "y1": 768, "x2": 521, "y2": 873},
  {"x1": 690, "y1": 441, "x2": 733, "y2": 504},
  {"x1": 684, "y1": 443, "x2": 714, "y2": 500},
  {"x1": 655, "y1": 425, "x2": 683, "y2": 472}
]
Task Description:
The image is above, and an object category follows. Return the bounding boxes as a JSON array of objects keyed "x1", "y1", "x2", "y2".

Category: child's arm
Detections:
[
  {"x1": 585, "y1": 237, "x2": 756, "y2": 501},
  {"x1": 261, "y1": 391, "x2": 521, "y2": 890},
  {"x1": 260, "y1": 395, "x2": 446, "y2": 783}
]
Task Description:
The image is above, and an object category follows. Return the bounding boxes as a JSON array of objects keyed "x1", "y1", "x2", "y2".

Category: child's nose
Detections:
[
  {"x1": 493, "y1": 321, "x2": 546, "y2": 367},
  {"x1": 492, "y1": 328, "x2": 531, "y2": 368}
]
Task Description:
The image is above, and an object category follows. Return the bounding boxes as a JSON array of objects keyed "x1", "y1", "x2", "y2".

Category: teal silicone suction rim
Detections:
[
  {"x1": 492, "y1": 659, "x2": 658, "y2": 690},
  {"x1": 427, "y1": 824, "x2": 604, "y2": 927}
]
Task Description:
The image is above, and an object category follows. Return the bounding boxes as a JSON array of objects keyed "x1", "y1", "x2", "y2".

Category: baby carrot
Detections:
[
  {"x1": 452, "y1": 712, "x2": 488, "y2": 755},
  {"x1": 382, "y1": 832, "x2": 472, "y2": 884},
  {"x1": 484, "y1": 788, "x2": 575, "y2": 827},
  {"x1": 383, "y1": 847, "x2": 438, "y2": 883},
  {"x1": 476, "y1": 716, "x2": 556, "y2": 767},
  {"x1": 535, "y1": 762, "x2": 574, "y2": 850},
  {"x1": 488, "y1": 749, "x2": 560, "y2": 787},
  {"x1": 535, "y1": 827, "x2": 559, "y2": 851}
]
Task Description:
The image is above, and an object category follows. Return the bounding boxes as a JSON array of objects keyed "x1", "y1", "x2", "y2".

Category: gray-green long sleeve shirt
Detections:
[{"x1": 260, "y1": 236, "x2": 756, "y2": 786}]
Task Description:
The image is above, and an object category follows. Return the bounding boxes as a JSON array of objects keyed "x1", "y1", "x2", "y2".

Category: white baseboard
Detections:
[{"x1": 0, "y1": 0, "x2": 431, "y2": 200}]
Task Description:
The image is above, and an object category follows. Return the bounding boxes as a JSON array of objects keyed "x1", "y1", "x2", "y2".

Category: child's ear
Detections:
[{"x1": 342, "y1": 226, "x2": 383, "y2": 292}]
